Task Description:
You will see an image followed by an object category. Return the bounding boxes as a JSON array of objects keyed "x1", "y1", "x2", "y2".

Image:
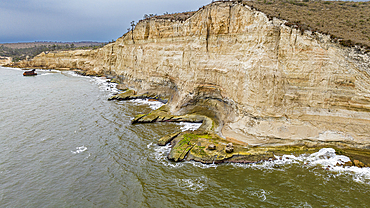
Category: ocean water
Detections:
[{"x1": 1, "y1": 67, "x2": 370, "y2": 207}]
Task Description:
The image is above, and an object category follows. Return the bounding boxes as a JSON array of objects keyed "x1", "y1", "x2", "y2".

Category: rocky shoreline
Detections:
[
  {"x1": 5, "y1": 1, "x2": 370, "y2": 168},
  {"x1": 6, "y1": 64, "x2": 370, "y2": 168},
  {"x1": 109, "y1": 86, "x2": 370, "y2": 168}
]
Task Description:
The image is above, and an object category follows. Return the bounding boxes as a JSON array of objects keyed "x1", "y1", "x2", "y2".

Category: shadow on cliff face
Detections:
[
  {"x1": 174, "y1": 84, "x2": 236, "y2": 132},
  {"x1": 110, "y1": 72, "x2": 236, "y2": 132}
]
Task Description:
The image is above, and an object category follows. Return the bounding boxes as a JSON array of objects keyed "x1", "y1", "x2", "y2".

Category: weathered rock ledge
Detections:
[
  {"x1": 11, "y1": 1, "x2": 370, "y2": 165},
  {"x1": 110, "y1": 89, "x2": 370, "y2": 167}
]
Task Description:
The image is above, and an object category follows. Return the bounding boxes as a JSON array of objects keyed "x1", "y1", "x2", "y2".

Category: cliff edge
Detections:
[{"x1": 13, "y1": 1, "x2": 370, "y2": 162}]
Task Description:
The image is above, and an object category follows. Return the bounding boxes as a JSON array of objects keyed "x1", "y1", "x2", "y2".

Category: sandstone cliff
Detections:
[
  {"x1": 17, "y1": 1, "x2": 370, "y2": 149},
  {"x1": 0, "y1": 57, "x2": 12, "y2": 66}
]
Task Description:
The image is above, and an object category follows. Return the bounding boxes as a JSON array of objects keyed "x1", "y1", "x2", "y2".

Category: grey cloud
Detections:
[{"x1": 0, "y1": 0, "x2": 211, "y2": 43}]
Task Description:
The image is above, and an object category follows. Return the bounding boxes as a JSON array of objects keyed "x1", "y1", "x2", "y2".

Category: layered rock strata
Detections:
[{"x1": 13, "y1": 2, "x2": 370, "y2": 163}]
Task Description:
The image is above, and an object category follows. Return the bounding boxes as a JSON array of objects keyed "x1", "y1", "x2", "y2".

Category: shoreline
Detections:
[
  {"x1": 108, "y1": 77, "x2": 370, "y2": 167},
  {"x1": 4, "y1": 1, "x2": 370, "y2": 167},
  {"x1": 4, "y1": 65, "x2": 370, "y2": 168}
]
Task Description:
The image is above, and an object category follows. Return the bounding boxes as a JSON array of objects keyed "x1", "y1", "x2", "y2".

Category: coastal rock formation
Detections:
[
  {"x1": 0, "y1": 56, "x2": 12, "y2": 66},
  {"x1": 13, "y1": 2, "x2": 370, "y2": 162}
]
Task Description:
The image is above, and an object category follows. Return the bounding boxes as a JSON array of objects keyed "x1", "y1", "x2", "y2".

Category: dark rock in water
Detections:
[
  {"x1": 225, "y1": 146, "x2": 234, "y2": 153},
  {"x1": 158, "y1": 132, "x2": 181, "y2": 146},
  {"x1": 23, "y1": 69, "x2": 37, "y2": 76},
  {"x1": 353, "y1": 159, "x2": 365, "y2": 167},
  {"x1": 208, "y1": 144, "x2": 216, "y2": 150},
  {"x1": 225, "y1": 143, "x2": 234, "y2": 153},
  {"x1": 343, "y1": 161, "x2": 353, "y2": 167}
]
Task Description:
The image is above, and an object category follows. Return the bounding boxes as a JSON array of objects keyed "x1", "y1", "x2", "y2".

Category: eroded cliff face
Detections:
[
  {"x1": 19, "y1": 2, "x2": 370, "y2": 148},
  {"x1": 0, "y1": 57, "x2": 12, "y2": 66}
]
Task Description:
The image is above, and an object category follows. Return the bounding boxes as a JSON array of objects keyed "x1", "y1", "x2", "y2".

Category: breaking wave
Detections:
[
  {"x1": 175, "y1": 176, "x2": 208, "y2": 193},
  {"x1": 128, "y1": 99, "x2": 164, "y2": 110},
  {"x1": 150, "y1": 143, "x2": 370, "y2": 185},
  {"x1": 90, "y1": 77, "x2": 119, "y2": 95},
  {"x1": 177, "y1": 122, "x2": 202, "y2": 132},
  {"x1": 232, "y1": 148, "x2": 370, "y2": 185}
]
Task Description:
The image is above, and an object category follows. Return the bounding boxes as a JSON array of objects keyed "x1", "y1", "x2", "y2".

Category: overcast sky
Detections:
[{"x1": 0, "y1": 0, "x2": 211, "y2": 43}]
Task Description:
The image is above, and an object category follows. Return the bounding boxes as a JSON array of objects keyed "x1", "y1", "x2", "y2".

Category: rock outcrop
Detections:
[
  {"x1": 0, "y1": 57, "x2": 12, "y2": 66},
  {"x1": 14, "y1": 1, "x2": 370, "y2": 162}
]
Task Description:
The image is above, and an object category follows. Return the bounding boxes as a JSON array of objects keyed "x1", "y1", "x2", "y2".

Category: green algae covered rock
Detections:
[
  {"x1": 158, "y1": 132, "x2": 181, "y2": 146},
  {"x1": 117, "y1": 94, "x2": 370, "y2": 167},
  {"x1": 108, "y1": 89, "x2": 137, "y2": 101}
]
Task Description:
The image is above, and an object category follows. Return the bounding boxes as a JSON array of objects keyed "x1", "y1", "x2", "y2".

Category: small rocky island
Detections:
[{"x1": 7, "y1": 1, "x2": 370, "y2": 167}]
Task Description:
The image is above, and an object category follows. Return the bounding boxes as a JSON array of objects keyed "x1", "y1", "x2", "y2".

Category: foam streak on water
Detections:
[
  {"x1": 177, "y1": 122, "x2": 202, "y2": 132},
  {"x1": 128, "y1": 99, "x2": 164, "y2": 110},
  {"x1": 175, "y1": 176, "x2": 208, "y2": 194},
  {"x1": 233, "y1": 148, "x2": 370, "y2": 184},
  {"x1": 71, "y1": 145, "x2": 87, "y2": 154}
]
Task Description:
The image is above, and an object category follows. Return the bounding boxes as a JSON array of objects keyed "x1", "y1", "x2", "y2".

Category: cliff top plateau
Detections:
[{"x1": 242, "y1": 0, "x2": 370, "y2": 49}]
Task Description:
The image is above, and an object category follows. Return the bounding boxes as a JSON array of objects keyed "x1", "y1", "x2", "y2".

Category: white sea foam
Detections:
[
  {"x1": 62, "y1": 71, "x2": 120, "y2": 94},
  {"x1": 63, "y1": 71, "x2": 86, "y2": 78},
  {"x1": 63, "y1": 71, "x2": 167, "y2": 107},
  {"x1": 71, "y1": 145, "x2": 87, "y2": 154},
  {"x1": 85, "y1": 153, "x2": 91, "y2": 159},
  {"x1": 305, "y1": 148, "x2": 351, "y2": 167},
  {"x1": 243, "y1": 188, "x2": 271, "y2": 201},
  {"x1": 175, "y1": 176, "x2": 208, "y2": 193},
  {"x1": 38, "y1": 72, "x2": 55, "y2": 76},
  {"x1": 177, "y1": 122, "x2": 202, "y2": 132},
  {"x1": 150, "y1": 143, "x2": 184, "y2": 168},
  {"x1": 62, "y1": 72, "x2": 120, "y2": 95},
  {"x1": 147, "y1": 142, "x2": 154, "y2": 148},
  {"x1": 90, "y1": 77, "x2": 119, "y2": 95},
  {"x1": 129, "y1": 99, "x2": 164, "y2": 110},
  {"x1": 233, "y1": 148, "x2": 370, "y2": 185},
  {"x1": 185, "y1": 160, "x2": 218, "y2": 169},
  {"x1": 151, "y1": 143, "x2": 370, "y2": 185},
  {"x1": 149, "y1": 142, "x2": 218, "y2": 169},
  {"x1": 38, "y1": 69, "x2": 60, "y2": 73},
  {"x1": 7, "y1": 67, "x2": 23, "y2": 71}
]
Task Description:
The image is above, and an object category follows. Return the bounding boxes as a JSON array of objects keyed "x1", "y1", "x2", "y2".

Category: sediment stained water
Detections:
[{"x1": 1, "y1": 67, "x2": 370, "y2": 207}]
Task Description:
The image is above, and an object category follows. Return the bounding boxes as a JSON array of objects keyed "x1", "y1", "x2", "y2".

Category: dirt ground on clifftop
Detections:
[
  {"x1": 242, "y1": 0, "x2": 370, "y2": 48},
  {"x1": 147, "y1": 0, "x2": 370, "y2": 49}
]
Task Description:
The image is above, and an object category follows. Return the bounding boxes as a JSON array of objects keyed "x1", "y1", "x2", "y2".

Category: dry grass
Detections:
[
  {"x1": 242, "y1": 0, "x2": 370, "y2": 49},
  {"x1": 140, "y1": 11, "x2": 197, "y2": 23},
  {"x1": 139, "y1": 0, "x2": 370, "y2": 49}
]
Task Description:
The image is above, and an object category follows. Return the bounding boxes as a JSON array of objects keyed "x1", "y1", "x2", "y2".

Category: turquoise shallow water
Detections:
[{"x1": 1, "y1": 67, "x2": 370, "y2": 207}]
